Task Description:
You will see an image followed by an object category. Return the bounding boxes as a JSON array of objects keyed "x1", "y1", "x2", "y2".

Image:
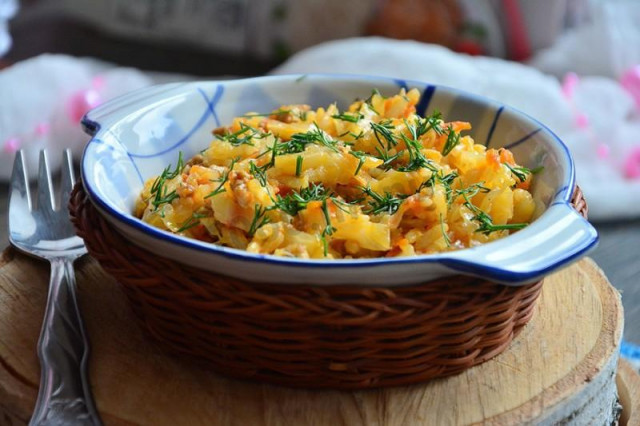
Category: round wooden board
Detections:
[
  {"x1": 0, "y1": 250, "x2": 625, "y2": 425},
  {"x1": 618, "y1": 359, "x2": 640, "y2": 426}
]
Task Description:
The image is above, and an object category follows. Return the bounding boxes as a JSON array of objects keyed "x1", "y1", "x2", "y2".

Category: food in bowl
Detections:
[
  {"x1": 134, "y1": 89, "x2": 539, "y2": 259},
  {"x1": 82, "y1": 75, "x2": 597, "y2": 285}
]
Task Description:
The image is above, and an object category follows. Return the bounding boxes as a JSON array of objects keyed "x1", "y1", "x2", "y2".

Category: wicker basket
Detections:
[{"x1": 70, "y1": 184, "x2": 588, "y2": 389}]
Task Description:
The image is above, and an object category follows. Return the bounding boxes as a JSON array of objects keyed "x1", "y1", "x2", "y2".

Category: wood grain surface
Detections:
[
  {"x1": 0, "y1": 250, "x2": 627, "y2": 425},
  {"x1": 618, "y1": 359, "x2": 640, "y2": 426}
]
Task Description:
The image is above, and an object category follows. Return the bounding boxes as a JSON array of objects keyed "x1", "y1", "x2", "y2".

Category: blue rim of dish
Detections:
[{"x1": 80, "y1": 73, "x2": 596, "y2": 283}]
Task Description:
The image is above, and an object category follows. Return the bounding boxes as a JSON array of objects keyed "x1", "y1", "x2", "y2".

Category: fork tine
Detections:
[
  {"x1": 59, "y1": 149, "x2": 76, "y2": 208},
  {"x1": 9, "y1": 150, "x2": 31, "y2": 211},
  {"x1": 37, "y1": 150, "x2": 55, "y2": 211}
]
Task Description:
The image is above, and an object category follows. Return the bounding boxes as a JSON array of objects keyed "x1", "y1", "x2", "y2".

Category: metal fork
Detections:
[{"x1": 9, "y1": 150, "x2": 102, "y2": 426}]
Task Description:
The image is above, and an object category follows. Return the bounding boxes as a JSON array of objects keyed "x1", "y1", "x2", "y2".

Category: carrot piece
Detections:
[
  {"x1": 499, "y1": 148, "x2": 515, "y2": 165},
  {"x1": 486, "y1": 149, "x2": 501, "y2": 170}
]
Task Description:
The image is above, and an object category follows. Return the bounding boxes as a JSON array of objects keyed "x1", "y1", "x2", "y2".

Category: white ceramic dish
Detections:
[{"x1": 81, "y1": 74, "x2": 597, "y2": 286}]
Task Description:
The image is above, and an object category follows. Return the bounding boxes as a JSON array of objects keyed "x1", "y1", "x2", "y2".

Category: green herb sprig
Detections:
[
  {"x1": 248, "y1": 204, "x2": 271, "y2": 237},
  {"x1": 359, "y1": 185, "x2": 407, "y2": 215},
  {"x1": 439, "y1": 213, "x2": 452, "y2": 247},
  {"x1": 249, "y1": 161, "x2": 268, "y2": 186},
  {"x1": 371, "y1": 120, "x2": 397, "y2": 149},
  {"x1": 364, "y1": 89, "x2": 382, "y2": 115},
  {"x1": 441, "y1": 125, "x2": 461, "y2": 156},
  {"x1": 295, "y1": 155, "x2": 303, "y2": 177},
  {"x1": 393, "y1": 117, "x2": 440, "y2": 172},
  {"x1": 150, "y1": 152, "x2": 184, "y2": 210},
  {"x1": 418, "y1": 170, "x2": 459, "y2": 203},
  {"x1": 240, "y1": 108, "x2": 291, "y2": 118},
  {"x1": 462, "y1": 195, "x2": 527, "y2": 235},
  {"x1": 348, "y1": 150, "x2": 368, "y2": 175},
  {"x1": 332, "y1": 112, "x2": 364, "y2": 123},
  {"x1": 271, "y1": 183, "x2": 331, "y2": 217},
  {"x1": 280, "y1": 124, "x2": 339, "y2": 154},
  {"x1": 204, "y1": 158, "x2": 237, "y2": 199},
  {"x1": 320, "y1": 198, "x2": 337, "y2": 256},
  {"x1": 452, "y1": 182, "x2": 490, "y2": 203},
  {"x1": 504, "y1": 163, "x2": 544, "y2": 183},
  {"x1": 423, "y1": 110, "x2": 445, "y2": 135},
  {"x1": 215, "y1": 122, "x2": 258, "y2": 146},
  {"x1": 374, "y1": 146, "x2": 403, "y2": 170},
  {"x1": 176, "y1": 212, "x2": 208, "y2": 233}
]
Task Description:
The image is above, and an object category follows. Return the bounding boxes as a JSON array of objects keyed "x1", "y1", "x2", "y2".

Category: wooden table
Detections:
[
  {"x1": 1, "y1": 250, "x2": 637, "y2": 425},
  {"x1": 589, "y1": 219, "x2": 640, "y2": 344}
]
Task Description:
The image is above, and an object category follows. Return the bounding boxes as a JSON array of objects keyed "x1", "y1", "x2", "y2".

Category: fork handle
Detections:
[{"x1": 30, "y1": 258, "x2": 102, "y2": 426}]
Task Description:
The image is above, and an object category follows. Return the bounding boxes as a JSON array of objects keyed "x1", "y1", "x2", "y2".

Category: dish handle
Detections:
[
  {"x1": 81, "y1": 83, "x2": 188, "y2": 136},
  {"x1": 444, "y1": 203, "x2": 599, "y2": 285}
]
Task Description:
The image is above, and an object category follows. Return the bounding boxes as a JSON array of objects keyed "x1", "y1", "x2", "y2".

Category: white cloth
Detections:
[
  {"x1": 530, "y1": 0, "x2": 640, "y2": 79},
  {"x1": 0, "y1": 54, "x2": 152, "y2": 180},
  {"x1": 0, "y1": 0, "x2": 17, "y2": 57}
]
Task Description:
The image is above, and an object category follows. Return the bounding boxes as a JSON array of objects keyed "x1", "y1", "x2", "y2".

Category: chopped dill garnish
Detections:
[
  {"x1": 330, "y1": 197, "x2": 357, "y2": 214},
  {"x1": 239, "y1": 108, "x2": 290, "y2": 118},
  {"x1": 364, "y1": 89, "x2": 381, "y2": 115},
  {"x1": 504, "y1": 163, "x2": 544, "y2": 183},
  {"x1": 349, "y1": 130, "x2": 365, "y2": 140},
  {"x1": 359, "y1": 185, "x2": 407, "y2": 215},
  {"x1": 440, "y1": 170, "x2": 459, "y2": 186},
  {"x1": 268, "y1": 139, "x2": 279, "y2": 166},
  {"x1": 271, "y1": 183, "x2": 330, "y2": 217},
  {"x1": 256, "y1": 139, "x2": 281, "y2": 170},
  {"x1": 462, "y1": 195, "x2": 526, "y2": 235},
  {"x1": 204, "y1": 183, "x2": 226, "y2": 199},
  {"x1": 371, "y1": 120, "x2": 397, "y2": 149},
  {"x1": 284, "y1": 124, "x2": 339, "y2": 153},
  {"x1": 167, "y1": 151, "x2": 184, "y2": 179},
  {"x1": 176, "y1": 212, "x2": 208, "y2": 233},
  {"x1": 321, "y1": 199, "x2": 337, "y2": 237},
  {"x1": 452, "y1": 182, "x2": 489, "y2": 203},
  {"x1": 371, "y1": 118, "x2": 440, "y2": 170},
  {"x1": 439, "y1": 213, "x2": 451, "y2": 247},
  {"x1": 295, "y1": 155, "x2": 303, "y2": 177},
  {"x1": 249, "y1": 161, "x2": 268, "y2": 186},
  {"x1": 442, "y1": 126, "x2": 461, "y2": 156},
  {"x1": 392, "y1": 117, "x2": 439, "y2": 172},
  {"x1": 205, "y1": 158, "x2": 237, "y2": 198},
  {"x1": 277, "y1": 135, "x2": 308, "y2": 154},
  {"x1": 397, "y1": 139, "x2": 435, "y2": 172},
  {"x1": 150, "y1": 151, "x2": 184, "y2": 210},
  {"x1": 320, "y1": 198, "x2": 337, "y2": 257},
  {"x1": 332, "y1": 112, "x2": 364, "y2": 123},
  {"x1": 374, "y1": 146, "x2": 403, "y2": 169},
  {"x1": 266, "y1": 183, "x2": 343, "y2": 256},
  {"x1": 320, "y1": 234, "x2": 329, "y2": 257},
  {"x1": 405, "y1": 117, "x2": 430, "y2": 140},
  {"x1": 348, "y1": 150, "x2": 368, "y2": 175},
  {"x1": 418, "y1": 170, "x2": 460, "y2": 202},
  {"x1": 151, "y1": 185, "x2": 179, "y2": 211},
  {"x1": 248, "y1": 204, "x2": 270, "y2": 237},
  {"x1": 423, "y1": 110, "x2": 445, "y2": 135},
  {"x1": 215, "y1": 122, "x2": 258, "y2": 146}
]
